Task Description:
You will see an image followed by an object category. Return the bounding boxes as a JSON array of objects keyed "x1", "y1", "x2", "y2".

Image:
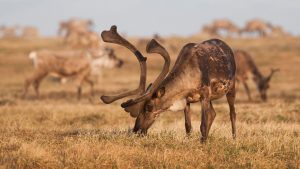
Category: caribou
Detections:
[
  {"x1": 58, "y1": 18, "x2": 95, "y2": 48},
  {"x1": 241, "y1": 19, "x2": 273, "y2": 37},
  {"x1": 22, "y1": 47, "x2": 123, "y2": 99},
  {"x1": 21, "y1": 26, "x2": 39, "y2": 39},
  {"x1": 234, "y1": 50, "x2": 279, "y2": 101},
  {"x1": 201, "y1": 19, "x2": 240, "y2": 38},
  {"x1": 100, "y1": 26, "x2": 237, "y2": 143}
]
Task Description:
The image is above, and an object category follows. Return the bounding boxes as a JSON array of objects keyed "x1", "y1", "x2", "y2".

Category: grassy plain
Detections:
[{"x1": 0, "y1": 36, "x2": 299, "y2": 168}]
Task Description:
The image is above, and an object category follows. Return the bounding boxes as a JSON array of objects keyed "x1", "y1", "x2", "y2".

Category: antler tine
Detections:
[
  {"x1": 101, "y1": 58, "x2": 147, "y2": 104},
  {"x1": 121, "y1": 39, "x2": 171, "y2": 108},
  {"x1": 101, "y1": 25, "x2": 146, "y2": 62},
  {"x1": 266, "y1": 68, "x2": 280, "y2": 82},
  {"x1": 100, "y1": 25, "x2": 147, "y2": 104},
  {"x1": 271, "y1": 68, "x2": 280, "y2": 73},
  {"x1": 146, "y1": 39, "x2": 170, "y2": 93},
  {"x1": 101, "y1": 88, "x2": 141, "y2": 104}
]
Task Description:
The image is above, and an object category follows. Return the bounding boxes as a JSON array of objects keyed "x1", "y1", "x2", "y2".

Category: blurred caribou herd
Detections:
[
  {"x1": 0, "y1": 25, "x2": 39, "y2": 39},
  {"x1": 200, "y1": 18, "x2": 290, "y2": 38},
  {"x1": 4, "y1": 18, "x2": 280, "y2": 104},
  {"x1": 1, "y1": 18, "x2": 291, "y2": 41}
]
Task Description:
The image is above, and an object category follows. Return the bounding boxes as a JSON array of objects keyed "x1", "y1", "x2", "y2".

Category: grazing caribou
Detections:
[
  {"x1": 234, "y1": 50, "x2": 279, "y2": 101},
  {"x1": 210, "y1": 19, "x2": 240, "y2": 37},
  {"x1": 22, "y1": 48, "x2": 123, "y2": 99},
  {"x1": 241, "y1": 19, "x2": 273, "y2": 37},
  {"x1": 100, "y1": 26, "x2": 236, "y2": 143}
]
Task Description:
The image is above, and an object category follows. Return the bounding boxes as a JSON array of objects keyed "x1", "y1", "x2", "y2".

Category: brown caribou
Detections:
[
  {"x1": 269, "y1": 25, "x2": 290, "y2": 38},
  {"x1": 211, "y1": 19, "x2": 240, "y2": 37},
  {"x1": 100, "y1": 26, "x2": 236, "y2": 143},
  {"x1": 22, "y1": 48, "x2": 123, "y2": 99},
  {"x1": 234, "y1": 50, "x2": 279, "y2": 101},
  {"x1": 58, "y1": 18, "x2": 94, "y2": 47},
  {"x1": 241, "y1": 19, "x2": 273, "y2": 37},
  {"x1": 201, "y1": 19, "x2": 240, "y2": 37}
]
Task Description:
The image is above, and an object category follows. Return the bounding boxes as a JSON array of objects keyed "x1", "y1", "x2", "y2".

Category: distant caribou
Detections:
[
  {"x1": 22, "y1": 48, "x2": 123, "y2": 99},
  {"x1": 241, "y1": 19, "x2": 273, "y2": 37},
  {"x1": 0, "y1": 25, "x2": 18, "y2": 38},
  {"x1": 234, "y1": 50, "x2": 279, "y2": 101},
  {"x1": 100, "y1": 26, "x2": 237, "y2": 142},
  {"x1": 58, "y1": 18, "x2": 95, "y2": 48},
  {"x1": 21, "y1": 26, "x2": 39, "y2": 38},
  {"x1": 201, "y1": 19, "x2": 239, "y2": 37},
  {"x1": 211, "y1": 19, "x2": 240, "y2": 37}
]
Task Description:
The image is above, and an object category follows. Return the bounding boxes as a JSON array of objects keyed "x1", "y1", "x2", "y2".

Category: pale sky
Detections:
[{"x1": 0, "y1": 0, "x2": 299, "y2": 36}]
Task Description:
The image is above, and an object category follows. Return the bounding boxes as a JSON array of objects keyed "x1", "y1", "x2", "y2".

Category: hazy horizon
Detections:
[{"x1": 0, "y1": 0, "x2": 299, "y2": 37}]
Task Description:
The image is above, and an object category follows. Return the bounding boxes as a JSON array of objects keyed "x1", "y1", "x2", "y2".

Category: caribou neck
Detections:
[
  {"x1": 154, "y1": 55, "x2": 201, "y2": 111},
  {"x1": 250, "y1": 62, "x2": 264, "y2": 85}
]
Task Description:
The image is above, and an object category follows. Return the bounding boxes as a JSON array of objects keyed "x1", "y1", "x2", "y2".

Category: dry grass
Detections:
[{"x1": 0, "y1": 36, "x2": 299, "y2": 168}]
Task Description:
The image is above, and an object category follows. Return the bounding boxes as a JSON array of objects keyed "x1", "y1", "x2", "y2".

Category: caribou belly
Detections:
[{"x1": 168, "y1": 99, "x2": 187, "y2": 112}]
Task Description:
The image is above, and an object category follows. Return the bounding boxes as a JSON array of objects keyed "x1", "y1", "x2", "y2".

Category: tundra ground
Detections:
[{"x1": 0, "y1": 37, "x2": 299, "y2": 168}]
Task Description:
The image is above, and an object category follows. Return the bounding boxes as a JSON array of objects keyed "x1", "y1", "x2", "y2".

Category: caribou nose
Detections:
[{"x1": 261, "y1": 95, "x2": 267, "y2": 102}]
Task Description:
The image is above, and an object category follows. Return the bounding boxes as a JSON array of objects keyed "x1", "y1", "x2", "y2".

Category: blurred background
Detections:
[{"x1": 1, "y1": 0, "x2": 300, "y2": 37}]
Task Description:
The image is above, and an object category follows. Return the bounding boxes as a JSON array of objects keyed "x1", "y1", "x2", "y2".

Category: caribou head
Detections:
[
  {"x1": 100, "y1": 26, "x2": 171, "y2": 134},
  {"x1": 257, "y1": 68, "x2": 280, "y2": 101}
]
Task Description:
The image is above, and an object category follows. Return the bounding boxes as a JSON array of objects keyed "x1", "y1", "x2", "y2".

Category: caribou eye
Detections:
[{"x1": 153, "y1": 87, "x2": 165, "y2": 98}]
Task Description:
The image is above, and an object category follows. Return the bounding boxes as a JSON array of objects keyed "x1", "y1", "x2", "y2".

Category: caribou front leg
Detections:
[
  {"x1": 184, "y1": 103, "x2": 192, "y2": 135},
  {"x1": 200, "y1": 97, "x2": 210, "y2": 143},
  {"x1": 199, "y1": 85, "x2": 210, "y2": 143},
  {"x1": 242, "y1": 81, "x2": 252, "y2": 101},
  {"x1": 226, "y1": 84, "x2": 236, "y2": 139}
]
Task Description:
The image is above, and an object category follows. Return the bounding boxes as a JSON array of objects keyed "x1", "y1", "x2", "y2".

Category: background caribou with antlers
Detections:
[
  {"x1": 100, "y1": 26, "x2": 237, "y2": 142},
  {"x1": 234, "y1": 50, "x2": 279, "y2": 101}
]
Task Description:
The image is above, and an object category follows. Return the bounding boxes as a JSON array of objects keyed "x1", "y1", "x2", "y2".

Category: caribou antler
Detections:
[
  {"x1": 266, "y1": 68, "x2": 280, "y2": 82},
  {"x1": 121, "y1": 39, "x2": 171, "y2": 108},
  {"x1": 100, "y1": 25, "x2": 147, "y2": 104}
]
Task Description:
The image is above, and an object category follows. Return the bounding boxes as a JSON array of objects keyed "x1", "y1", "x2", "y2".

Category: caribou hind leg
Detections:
[
  {"x1": 32, "y1": 74, "x2": 47, "y2": 99},
  {"x1": 22, "y1": 71, "x2": 47, "y2": 99},
  {"x1": 84, "y1": 77, "x2": 94, "y2": 97}
]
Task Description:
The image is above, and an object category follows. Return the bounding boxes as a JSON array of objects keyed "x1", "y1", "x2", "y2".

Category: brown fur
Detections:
[{"x1": 132, "y1": 39, "x2": 236, "y2": 143}]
